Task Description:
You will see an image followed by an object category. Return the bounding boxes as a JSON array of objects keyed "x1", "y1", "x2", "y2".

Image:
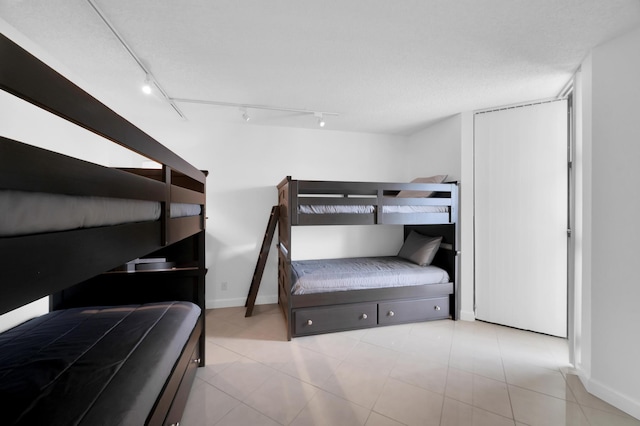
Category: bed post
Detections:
[
  {"x1": 161, "y1": 165, "x2": 171, "y2": 246},
  {"x1": 450, "y1": 183, "x2": 459, "y2": 227},
  {"x1": 375, "y1": 188, "x2": 383, "y2": 224},
  {"x1": 277, "y1": 177, "x2": 294, "y2": 340},
  {"x1": 452, "y1": 182, "x2": 460, "y2": 320},
  {"x1": 289, "y1": 179, "x2": 299, "y2": 226}
]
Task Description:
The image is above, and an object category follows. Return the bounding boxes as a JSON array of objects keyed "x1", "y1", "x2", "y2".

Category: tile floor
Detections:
[{"x1": 181, "y1": 304, "x2": 639, "y2": 426}]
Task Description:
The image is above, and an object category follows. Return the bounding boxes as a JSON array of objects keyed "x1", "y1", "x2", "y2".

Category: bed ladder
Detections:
[{"x1": 245, "y1": 205, "x2": 280, "y2": 317}]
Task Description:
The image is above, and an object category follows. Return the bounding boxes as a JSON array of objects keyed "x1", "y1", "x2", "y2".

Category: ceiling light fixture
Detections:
[
  {"x1": 315, "y1": 112, "x2": 326, "y2": 128},
  {"x1": 240, "y1": 107, "x2": 251, "y2": 122},
  {"x1": 171, "y1": 98, "x2": 338, "y2": 125},
  {"x1": 87, "y1": 0, "x2": 186, "y2": 119},
  {"x1": 141, "y1": 74, "x2": 153, "y2": 95}
]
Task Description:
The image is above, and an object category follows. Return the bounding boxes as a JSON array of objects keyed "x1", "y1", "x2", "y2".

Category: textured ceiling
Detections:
[{"x1": 1, "y1": 0, "x2": 639, "y2": 135}]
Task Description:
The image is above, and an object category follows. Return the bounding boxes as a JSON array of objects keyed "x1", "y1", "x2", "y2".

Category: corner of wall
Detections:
[
  {"x1": 406, "y1": 111, "x2": 475, "y2": 322},
  {"x1": 580, "y1": 373, "x2": 640, "y2": 420},
  {"x1": 406, "y1": 114, "x2": 462, "y2": 181},
  {"x1": 459, "y1": 111, "x2": 475, "y2": 322}
]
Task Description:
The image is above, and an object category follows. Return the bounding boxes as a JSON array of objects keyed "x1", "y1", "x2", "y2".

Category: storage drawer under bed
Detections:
[
  {"x1": 378, "y1": 297, "x2": 449, "y2": 325},
  {"x1": 293, "y1": 296, "x2": 450, "y2": 336},
  {"x1": 294, "y1": 303, "x2": 377, "y2": 335}
]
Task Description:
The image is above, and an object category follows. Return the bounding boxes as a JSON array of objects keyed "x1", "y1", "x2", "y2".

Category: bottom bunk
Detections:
[
  {"x1": 0, "y1": 301, "x2": 202, "y2": 426},
  {"x1": 279, "y1": 225, "x2": 458, "y2": 339}
]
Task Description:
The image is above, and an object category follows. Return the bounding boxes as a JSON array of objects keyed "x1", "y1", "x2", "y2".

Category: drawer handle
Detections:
[
  {"x1": 192, "y1": 358, "x2": 201, "y2": 364},
  {"x1": 434, "y1": 305, "x2": 441, "y2": 311},
  {"x1": 388, "y1": 310, "x2": 395, "y2": 317},
  {"x1": 361, "y1": 313, "x2": 368, "y2": 320},
  {"x1": 307, "y1": 319, "x2": 313, "y2": 326}
]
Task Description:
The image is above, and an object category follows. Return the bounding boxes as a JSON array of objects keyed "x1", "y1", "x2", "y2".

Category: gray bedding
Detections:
[
  {"x1": 0, "y1": 190, "x2": 201, "y2": 237},
  {"x1": 291, "y1": 256, "x2": 450, "y2": 295},
  {"x1": 0, "y1": 302, "x2": 200, "y2": 425}
]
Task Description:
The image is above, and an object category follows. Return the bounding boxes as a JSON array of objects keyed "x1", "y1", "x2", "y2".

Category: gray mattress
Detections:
[
  {"x1": 291, "y1": 256, "x2": 450, "y2": 295},
  {"x1": 0, "y1": 190, "x2": 201, "y2": 237},
  {"x1": 0, "y1": 301, "x2": 200, "y2": 426}
]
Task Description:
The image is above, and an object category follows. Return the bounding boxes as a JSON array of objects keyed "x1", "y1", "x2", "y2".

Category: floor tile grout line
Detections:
[
  {"x1": 437, "y1": 323, "x2": 456, "y2": 426},
  {"x1": 507, "y1": 382, "x2": 579, "y2": 404},
  {"x1": 499, "y1": 338, "x2": 518, "y2": 423},
  {"x1": 244, "y1": 400, "x2": 288, "y2": 426}
]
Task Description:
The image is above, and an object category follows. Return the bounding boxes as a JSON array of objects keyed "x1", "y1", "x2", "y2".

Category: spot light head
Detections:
[{"x1": 142, "y1": 75, "x2": 153, "y2": 95}]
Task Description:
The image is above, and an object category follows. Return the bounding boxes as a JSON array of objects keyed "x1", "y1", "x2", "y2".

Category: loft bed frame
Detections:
[
  {"x1": 0, "y1": 33, "x2": 206, "y2": 425},
  {"x1": 277, "y1": 176, "x2": 459, "y2": 340}
]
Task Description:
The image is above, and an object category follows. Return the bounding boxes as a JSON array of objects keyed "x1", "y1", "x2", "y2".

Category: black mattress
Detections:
[{"x1": 0, "y1": 301, "x2": 200, "y2": 425}]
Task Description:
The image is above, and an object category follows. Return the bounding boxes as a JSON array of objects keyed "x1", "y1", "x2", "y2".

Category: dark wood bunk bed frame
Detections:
[
  {"x1": 277, "y1": 176, "x2": 459, "y2": 340},
  {"x1": 0, "y1": 33, "x2": 206, "y2": 425}
]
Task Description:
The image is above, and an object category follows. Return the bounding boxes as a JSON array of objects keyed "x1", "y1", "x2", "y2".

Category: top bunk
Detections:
[
  {"x1": 0, "y1": 33, "x2": 207, "y2": 315},
  {"x1": 278, "y1": 176, "x2": 458, "y2": 227}
]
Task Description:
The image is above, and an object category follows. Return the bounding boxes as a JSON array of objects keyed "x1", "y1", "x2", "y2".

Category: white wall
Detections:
[
  {"x1": 407, "y1": 115, "x2": 462, "y2": 181},
  {"x1": 577, "y1": 26, "x2": 640, "y2": 419},
  {"x1": 0, "y1": 298, "x2": 49, "y2": 332},
  {"x1": 407, "y1": 114, "x2": 475, "y2": 321},
  {"x1": 0, "y1": 90, "x2": 147, "y2": 167}
]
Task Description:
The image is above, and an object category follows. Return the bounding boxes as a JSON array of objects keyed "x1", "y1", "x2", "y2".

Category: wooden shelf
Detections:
[
  {"x1": 51, "y1": 231, "x2": 207, "y2": 367},
  {"x1": 103, "y1": 266, "x2": 201, "y2": 275}
]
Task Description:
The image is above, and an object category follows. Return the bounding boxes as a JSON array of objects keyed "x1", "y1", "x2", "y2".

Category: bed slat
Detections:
[
  {"x1": 0, "y1": 137, "x2": 165, "y2": 200},
  {"x1": 0, "y1": 221, "x2": 161, "y2": 315}
]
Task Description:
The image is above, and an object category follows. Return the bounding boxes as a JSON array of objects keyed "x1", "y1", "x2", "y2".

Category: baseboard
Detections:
[
  {"x1": 459, "y1": 309, "x2": 476, "y2": 322},
  {"x1": 577, "y1": 368, "x2": 640, "y2": 420},
  {"x1": 206, "y1": 294, "x2": 278, "y2": 310}
]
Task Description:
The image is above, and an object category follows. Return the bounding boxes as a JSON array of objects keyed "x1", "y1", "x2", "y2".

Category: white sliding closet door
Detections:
[{"x1": 475, "y1": 100, "x2": 567, "y2": 337}]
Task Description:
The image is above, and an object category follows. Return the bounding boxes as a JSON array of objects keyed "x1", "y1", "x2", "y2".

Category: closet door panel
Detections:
[{"x1": 475, "y1": 100, "x2": 567, "y2": 337}]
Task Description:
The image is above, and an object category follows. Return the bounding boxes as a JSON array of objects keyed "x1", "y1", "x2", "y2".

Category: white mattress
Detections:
[
  {"x1": 298, "y1": 205, "x2": 448, "y2": 214},
  {"x1": 291, "y1": 256, "x2": 450, "y2": 295},
  {"x1": 0, "y1": 190, "x2": 201, "y2": 237}
]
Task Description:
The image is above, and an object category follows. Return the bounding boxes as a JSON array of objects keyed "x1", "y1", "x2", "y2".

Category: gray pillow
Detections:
[
  {"x1": 397, "y1": 231, "x2": 442, "y2": 266},
  {"x1": 396, "y1": 175, "x2": 448, "y2": 198}
]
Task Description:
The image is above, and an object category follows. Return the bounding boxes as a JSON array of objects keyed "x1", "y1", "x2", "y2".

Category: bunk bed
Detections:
[
  {"x1": 0, "y1": 33, "x2": 206, "y2": 425},
  {"x1": 277, "y1": 176, "x2": 459, "y2": 340}
]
